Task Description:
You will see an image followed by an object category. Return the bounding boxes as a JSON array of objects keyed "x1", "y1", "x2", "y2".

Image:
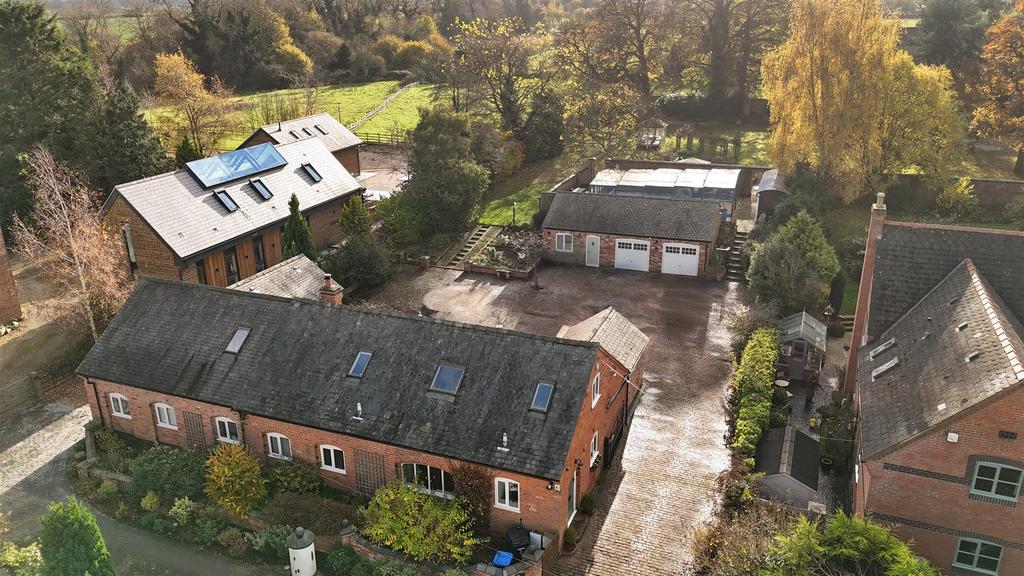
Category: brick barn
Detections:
[
  {"x1": 101, "y1": 139, "x2": 363, "y2": 287},
  {"x1": 540, "y1": 191, "x2": 722, "y2": 278},
  {"x1": 848, "y1": 194, "x2": 1024, "y2": 575},
  {"x1": 76, "y1": 279, "x2": 649, "y2": 547},
  {"x1": 237, "y1": 113, "x2": 363, "y2": 176}
]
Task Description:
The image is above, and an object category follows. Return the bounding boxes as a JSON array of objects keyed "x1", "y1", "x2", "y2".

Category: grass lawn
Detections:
[
  {"x1": 841, "y1": 271, "x2": 859, "y2": 315},
  {"x1": 963, "y1": 145, "x2": 1019, "y2": 180},
  {"x1": 478, "y1": 156, "x2": 580, "y2": 226},
  {"x1": 358, "y1": 84, "x2": 436, "y2": 135}
]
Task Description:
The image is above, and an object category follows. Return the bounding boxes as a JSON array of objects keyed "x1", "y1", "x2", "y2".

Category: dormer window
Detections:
[
  {"x1": 301, "y1": 163, "x2": 322, "y2": 182},
  {"x1": 349, "y1": 351, "x2": 372, "y2": 378},
  {"x1": 530, "y1": 382, "x2": 554, "y2": 413},
  {"x1": 225, "y1": 328, "x2": 250, "y2": 354},
  {"x1": 250, "y1": 178, "x2": 272, "y2": 200},
  {"x1": 430, "y1": 364, "x2": 464, "y2": 394},
  {"x1": 214, "y1": 190, "x2": 239, "y2": 212}
]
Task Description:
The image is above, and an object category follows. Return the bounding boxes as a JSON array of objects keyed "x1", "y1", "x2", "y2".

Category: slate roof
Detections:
[
  {"x1": 556, "y1": 307, "x2": 650, "y2": 371},
  {"x1": 241, "y1": 113, "x2": 363, "y2": 152},
  {"x1": 228, "y1": 255, "x2": 332, "y2": 301},
  {"x1": 858, "y1": 259, "x2": 1024, "y2": 459},
  {"x1": 754, "y1": 426, "x2": 820, "y2": 490},
  {"x1": 541, "y1": 191, "x2": 721, "y2": 242},
  {"x1": 102, "y1": 139, "x2": 362, "y2": 261},
  {"x1": 867, "y1": 222, "x2": 1024, "y2": 339},
  {"x1": 77, "y1": 279, "x2": 599, "y2": 480}
]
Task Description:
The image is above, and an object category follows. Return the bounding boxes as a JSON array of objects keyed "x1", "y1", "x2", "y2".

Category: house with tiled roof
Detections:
[
  {"x1": 77, "y1": 279, "x2": 648, "y2": 547},
  {"x1": 848, "y1": 194, "x2": 1024, "y2": 575},
  {"x1": 238, "y1": 113, "x2": 363, "y2": 175},
  {"x1": 102, "y1": 139, "x2": 363, "y2": 287},
  {"x1": 228, "y1": 254, "x2": 340, "y2": 303}
]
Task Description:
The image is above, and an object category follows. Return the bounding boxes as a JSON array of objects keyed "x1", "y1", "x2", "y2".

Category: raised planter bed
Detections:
[{"x1": 462, "y1": 260, "x2": 537, "y2": 279}]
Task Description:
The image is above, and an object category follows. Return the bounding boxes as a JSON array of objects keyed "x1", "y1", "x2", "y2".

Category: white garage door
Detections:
[
  {"x1": 662, "y1": 243, "x2": 700, "y2": 276},
  {"x1": 614, "y1": 239, "x2": 650, "y2": 272}
]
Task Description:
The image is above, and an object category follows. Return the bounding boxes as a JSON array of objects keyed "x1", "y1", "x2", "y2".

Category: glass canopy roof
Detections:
[{"x1": 185, "y1": 143, "x2": 287, "y2": 189}]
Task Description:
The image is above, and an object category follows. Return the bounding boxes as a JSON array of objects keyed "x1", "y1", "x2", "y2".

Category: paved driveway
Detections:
[{"x1": 407, "y1": 265, "x2": 745, "y2": 575}]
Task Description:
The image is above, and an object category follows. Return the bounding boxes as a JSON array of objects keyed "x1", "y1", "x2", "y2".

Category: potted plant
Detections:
[{"x1": 562, "y1": 527, "x2": 578, "y2": 553}]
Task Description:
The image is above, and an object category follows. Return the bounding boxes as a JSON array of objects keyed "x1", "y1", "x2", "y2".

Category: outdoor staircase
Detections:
[
  {"x1": 725, "y1": 229, "x2": 748, "y2": 282},
  {"x1": 839, "y1": 314, "x2": 855, "y2": 331},
  {"x1": 441, "y1": 225, "x2": 499, "y2": 268}
]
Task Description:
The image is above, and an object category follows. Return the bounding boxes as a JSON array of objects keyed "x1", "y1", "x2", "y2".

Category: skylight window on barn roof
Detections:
[
  {"x1": 869, "y1": 338, "x2": 896, "y2": 359},
  {"x1": 289, "y1": 130, "x2": 301, "y2": 139},
  {"x1": 530, "y1": 382, "x2": 554, "y2": 413},
  {"x1": 225, "y1": 328, "x2": 250, "y2": 354},
  {"x1": 301, "y1": 163, "x2": 322, "y2": 182},
  {"x1": 430, "y1": 364, "x2": 464, "y2": 394},
  {"x1": 871, "y1": 357, "x2": 899, "y2": 381},
  {"x1": 349, "y1": 351, "x2": 372, "y2": 378},
  {"x1": 302, "y1": 127, "x2": 314, "y2": 136},
  {"x1": 250, "y1": 179, "x2": 272, "y2": 200},
  {"x1": 186, "y1": 143, "x2": 287, "y2": 188},
  {"x1": 214, "y1": 190, "x2": 239, "y2": 212},
  {"x1": 314, "y1": 124, "x2": 328, "y2": 135}
]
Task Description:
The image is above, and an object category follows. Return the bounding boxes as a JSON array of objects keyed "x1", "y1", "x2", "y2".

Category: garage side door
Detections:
[
  {"x1": 662, "y1": 243, "x2": 700, "y2": 276},
  {"x1": 614, "y1": 239, "x2": 650, "y2": 272}
]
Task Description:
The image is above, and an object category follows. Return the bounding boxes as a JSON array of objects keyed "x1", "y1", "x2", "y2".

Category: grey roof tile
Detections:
[
  {"x1": 228, "y1": 255, "x2": 331, "y2": 301},
  {"x1": 858, "y1": 259, "x2": 1024, "y2": 459},
  {"x1": 245, "y1": 113, "x2": 363, "y2": 152},
  {"x1": 557, "y1": 307, "x2": 650, "y2": 371},
  {"x1": 104, "y1": 139, "x2": 362, "y2": 260},
  {"x1": 754, "y1": 426, "x2": 820, "y2": 490},
  {"x1": 541, "y1": 191, "x2": 721, "y2": 242},
  {"x1": 78, "y1": 279, "x2": 599, "y2": 480}
]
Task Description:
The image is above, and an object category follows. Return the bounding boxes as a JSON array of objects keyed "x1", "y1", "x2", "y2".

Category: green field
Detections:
[
  {"x1": 146, "y1": 81, "x2": 436, "y2": 151},
  {"x1": 478, "y1": 155, "x2": 582, "y2": 226}
]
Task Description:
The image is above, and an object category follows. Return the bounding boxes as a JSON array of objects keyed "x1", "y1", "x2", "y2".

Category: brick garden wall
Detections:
[
  {"x1": 858, "y1": 388, "x2": 1024, "y2": 573},
  {"x1": 540, "y1": 229, "x2": 713, "y2": 276},
  {"x1": 0, "y1": 228, "x2": 21, "y2": 324}
]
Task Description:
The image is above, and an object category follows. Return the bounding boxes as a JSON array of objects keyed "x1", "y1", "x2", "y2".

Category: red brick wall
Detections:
[
  {"x1": 0, "y1": 228, "x2": 21, "y2": 324},
  {"x1": 104, "y1": 196, "x2": 183, "y2": 282},
  {"x1": 858, "y1": 389, "x2": 1024, "y2": 574},
  {"x1": 84, "y1": 368, "x2": 628, "y2": 545},
  {"x1": 540, "y1": 229, "x2": 712, "y2": 276},
  {"x1": 334, "y1": 147, "x2": 361, "y2": 176},
  {"x1": 844, "y1": 198, "x2": 887, "y2": 395}
]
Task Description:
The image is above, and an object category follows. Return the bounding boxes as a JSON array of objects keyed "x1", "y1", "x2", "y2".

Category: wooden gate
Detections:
[
  {"x1": 354, "y1": 450, "x2": 386, "y2": 495},
  {"x1": 183, "y1": 411, "x2": 207, "y2": 451}
]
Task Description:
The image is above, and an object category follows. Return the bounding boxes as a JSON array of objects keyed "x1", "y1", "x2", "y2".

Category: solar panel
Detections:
[
  {"x1": 250, "y1": 179, "x2": 273, "y2": 200},
  {"x1": 302, "y1": 163, "x2": 323, "y2": 182},
  {"x1": 186, "y1": 143, "x2": 287, "y2": 189},
  {"x1": 214, "y1": 190, "x2": 239, "y2": 212}
]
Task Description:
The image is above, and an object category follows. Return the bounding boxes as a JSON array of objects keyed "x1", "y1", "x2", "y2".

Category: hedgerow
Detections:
[{"x1": 729, "y1": 328, "x2": 780, "y2": 462}]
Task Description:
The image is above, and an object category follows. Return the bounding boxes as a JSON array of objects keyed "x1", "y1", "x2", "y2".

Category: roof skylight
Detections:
[
  {"x1": 871, "y1": 357, "x2": 899, "y2": 381},
  {"x1": 214, "y1": 190, "x2": 239, "y2": 212},
  {"x1": 966, "y1": 351, "x2": 980, "y2": 363},
  {"x1": 302, "y1": 127, "x2": 314, "y2": 136},
  {"x1": 250, "y1": 178, "x2": 273, "y2": 200},
  {"x1": 301, "y1": 163, "x2": 322, "y2": 182},
  {"x1": 349, "y1": 351, "x2": 372, "y2": 378},
  {"x1": 289, "y1": 130, "x2": 301, "y2": 139},
  {"x1": 186, "y1": 143, "x2": 287, "y2": 188},
  {"x1": 225, "y1": 328, "x2": 250, "y2": 354},
  {"x1": 314, "y1": 124, "x2": 328, "y2": 135},
  {"x1": 869, "y1": 338, "x2": 896, "y2": 359},
  {"x1": 530, "y1": 382, "x2": 554, "y2": 413},
  {"x1": 957, "y1": 322, "x2": 969, "y2": 332},
  {"x1": 430, "y1": 364, "x2": 464, "y2": 394}
]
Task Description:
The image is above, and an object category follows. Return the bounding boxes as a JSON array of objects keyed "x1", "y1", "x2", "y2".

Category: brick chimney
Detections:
[
  {"x1": 843, "y1": 192, "x2": 887, "y2": 395},
  {"x1": 0, "y1": 228, "x2": 22, "y2": 324},
  {"x1": 320, "y1": 274, "x2": 343, "y2": 305}
]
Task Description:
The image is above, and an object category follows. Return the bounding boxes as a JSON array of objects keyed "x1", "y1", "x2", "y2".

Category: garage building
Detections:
[{"x1": 540, "y1": 191, "x2": 722, "y2": 277}]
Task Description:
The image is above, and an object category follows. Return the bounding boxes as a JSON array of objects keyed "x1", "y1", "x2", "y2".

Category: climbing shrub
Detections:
[
  {"x1": 729, "y1": 328, "x2": 780, "y2": 462},
  {"x1": 204, "y1": 444, "x2": 267, "y2": 516},
  {"x1": 129, "y1": 445, "x2": 206, "y2": 502},
  {"x1": 94, "y1": 428, "x2": 135, "y2": 474},
  {"x1": 361, "y1": 481, "x2": 482, "y2": 564},
  {"x1": 269, "y1": 459, "x2": 323, "y2": 495}
]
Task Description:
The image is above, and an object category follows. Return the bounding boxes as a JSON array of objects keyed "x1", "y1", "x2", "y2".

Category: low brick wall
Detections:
[{"x1": 462, "y1": 261, "x2": 536, "y2": 279}]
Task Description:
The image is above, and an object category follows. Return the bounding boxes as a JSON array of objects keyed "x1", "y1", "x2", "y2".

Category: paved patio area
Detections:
[{"x1": 365, "y1": 264, "x2": 747, "y2": 575}]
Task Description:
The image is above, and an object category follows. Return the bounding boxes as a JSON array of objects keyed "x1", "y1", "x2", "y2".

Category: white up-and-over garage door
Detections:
[
  {"x1": 662, "y1": 243, "x2": 700, "y2": 276},
  {"x1": 614, "y1": 239, "x2": 650, "y2": 272}
]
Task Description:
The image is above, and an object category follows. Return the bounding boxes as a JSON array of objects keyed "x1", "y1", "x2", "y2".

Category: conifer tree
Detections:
[
  {"x1": 282, "y1": 194, "x2": 316, "y2": 260},
  {"x1": 94, "y1": 82, "x2": 170, "y2": 193},
  {"x1": 39, "y1": 497, "x2": 115, "y2": 576}
]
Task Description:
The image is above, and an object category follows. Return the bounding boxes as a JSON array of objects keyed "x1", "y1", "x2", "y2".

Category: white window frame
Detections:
[
  {"x1": 590, "y1": 431, "x2": 600, "y2": 466},
  {"x1": 109, "y1": 393, "x2": 131, "y2": 419},
  {"x1": 494, "y1": 477, "x2": 520, "y2": 512},
  {"x1": 591, "y1": 372, "x2": 601, "y2": 408},
  {"x1": 953, "y1": 537, "x2": 1002, "y2": 575},
  {"x1": 555, "y1": 233, "x2": 573, "y2": 253},
  {"x1": 215, "y1": 417, "x2": 240, "y2": 444},
  {"x1": 153, "y1": 403, "x2": 177, "y2": 429},
  {"x1": 400, "y1": 463, "x2": 455, "y2": 498},
  {"x1": 267, "y1": 433, "x2": 292, "y2": 460},
  {"x1": 971, "y1": 461, "x2": 1022, "y2": 502},
  {"x1": 320, "y1": 445, "x2": 346, "y2": 474},
  {"x1": 348, "y1": 351, "x2": 373, "y2": 377}
]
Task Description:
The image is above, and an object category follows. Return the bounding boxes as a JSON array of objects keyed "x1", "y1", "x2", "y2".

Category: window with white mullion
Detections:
[
  {"x1": 216, "y1": 418, "x2": 239, "y2": 443},
  {"x1": 320, "y1": 445, "x2": 346, "y2": 473},
  {"x1": 971, "y1": 462, "x2": 1022, "y2": 501},
  {"x1": 591, "y1": 372, "x2": 601, "y2": 408},
  {"x1": 400, "y1": 463, "x2": 455, "y2": 498},
  {"x1": 954, "y1": 537, "x2": 1002, "y2": 575},
  {"x1": 154, "y1": 403, "x2": 177, "y2": 429},
  {"x1": 110, "y1": 394, "x2": 131, "y2": 418},
  {"x1": 267, "y1": 433, "x2": 292, "y2": 459},
  {"x1": 494, "y1": 478, "x2": 520, "y2": 511},
  {"x1": 556, "y1": 233, "x2": 573, "y2": 253}
]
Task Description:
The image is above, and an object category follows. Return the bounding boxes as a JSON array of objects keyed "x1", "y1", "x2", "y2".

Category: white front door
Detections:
[
  {"x1": 567, "y1": 468, "x2": 577, "y2": 526},
  {"x1": 614, "y1": 239, "x2": 650, "y2": 272},
  {"x1": 662, "y1": 243, "x2": 700, "y2": 276},
  {"x1": 585, "y1": 235, "x2": 600, "y2": 267}
]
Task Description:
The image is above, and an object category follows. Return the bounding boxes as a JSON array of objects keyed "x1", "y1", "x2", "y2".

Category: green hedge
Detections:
[{"x1": 730, "y1": 328, "x2": 780, "y2": 461}]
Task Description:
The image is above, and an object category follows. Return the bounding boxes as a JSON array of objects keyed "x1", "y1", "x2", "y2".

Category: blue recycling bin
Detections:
[{"x1": 492, "y1": 551, "x2": 514, "y2": 568}]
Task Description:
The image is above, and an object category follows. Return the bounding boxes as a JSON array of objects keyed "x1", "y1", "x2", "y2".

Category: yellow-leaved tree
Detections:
[
  {"x1": 153, "y1": 52, "x2": 234, "y2": 158},
  {"x1": 762, "y1": 0, "x2": 966, "y2": 201},
  {"x1": 972, "y1": 0, "x2": 1024, "y2": 176}
]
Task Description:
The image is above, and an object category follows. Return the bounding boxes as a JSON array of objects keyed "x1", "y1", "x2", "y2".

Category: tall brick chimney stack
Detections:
[
  {"x1": 843, "y1": 192, "x2": 887, "y2": 395},
  {"x1": 0, "y1": 228, "x2": 22, "y2": 324},
  {"x1": 320, "y1": 274, "x2": 343, "y2": 306}
]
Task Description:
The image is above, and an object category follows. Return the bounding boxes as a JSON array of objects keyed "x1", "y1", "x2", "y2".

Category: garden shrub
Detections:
[
  {"x1": 325, "y1": 546, "x2": 373, "y2": 576},
  {"x1": 450, "y1": 462, "x2": 491, "y2": 532},
  {"x1": 216, "y1": 527, "x2": 251, "y2": 559},
  {"x1": 262, "y1": 492, "x2": 356, "y2": 535},
  {"x1": 1008, "y1": 195, "x2": 1024, "y2": 229},
  {"x1": 39, "y1": 498, "x2": 114, "y2": 576},
  {"x1": 129, "y1": 444, "x2": 206, "y2": 502},
  {"x1": 96, "y1": 479, "x2": 119, "y2": 501},
  {"x1": 729, "y1": 328, "x2": 780, "y2": 462},
  {"x1": 138, "y1": 512, "x2": 169, "y2": 534},
  {"x1": 115, "y1": 502, "x2": 131, "y2": 521},
  {"x1": 204, "y1": 444, "x2": 267, "y2": 515},
  {"x1": 563, "y1": 527, "x2": 577, "y2": 547},
  {"x1": 244, "y1": 524, "x2": 293, "y2": 561},
  {"x1": 0, "y1": 541, "x2": 43, "y2": 576},
  {"x1": 168, "y1": 497, "x2": 197, "y2": 525},
  {"x1": 836, "y1": 237, "x2": 866, "y2": 280},
  {"x1": 140, "y1": 490, "x2": 161, "y2": 513},
  {"x1": 817, "y1": 393, "x2": 857, "y2": 469},
  {"x1": 827, "y1": 321, "x2": 846, "y2": 338},
  {"x1": 370, "y1": 558, "x2": 420, "y2": 576},
  {"x1": 185, "y1": 505, "x2": 227, "y2": 547},
  {"x1": 361, "y1": 481, "x2": 482, "y2": 564},
  {"x1": 936, "y1": 177, "x2": 978, "y2": 221},
  {"x1": 94, "y1": 428, "x2": 135, "y2": 474},
  {"x1": 270, "y1": 459, "x2": 323, "y2": 495},
  {"x1": 579, "y1": 494, "x2": 596, "y2": 515}
]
